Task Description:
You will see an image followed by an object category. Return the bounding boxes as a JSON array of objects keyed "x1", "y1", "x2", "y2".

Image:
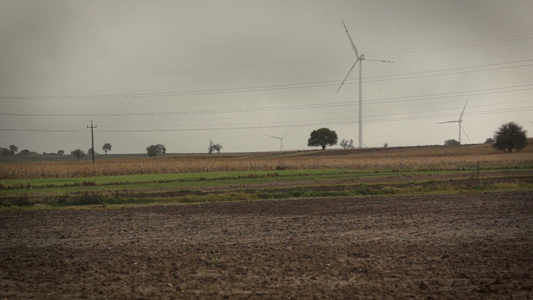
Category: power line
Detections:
[
  {"x1": 371, "y1": 32, "x2": 533, "y2": 57},
  {"x1": 368, "y1": 84, "x2": 533, "y2": 104},
  {"x1": 1, "y1": 32, "x2": 531, "y2": 82},
  {"x1": 0, "y1": 129, "x2": 84, "y2": 132},
  {"x1": 2, "y1": 105, "x2": 530, "y2": 133},
  {"x1": 2, "y1": 83, "x2": 531, "y2": 117},
  {"x1": 1, "y1": 60, "x2": 531, "y2": 101},
  {"x1": 363, "y1": 60, "x2": 533, "y2": 83}
]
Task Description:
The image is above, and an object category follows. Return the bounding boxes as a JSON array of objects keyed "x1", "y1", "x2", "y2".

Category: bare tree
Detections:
[
  {"x1": 208, "y1": 140, "x2": 223, "y2": 154},
  {"x1": 340, "y1": 139, "x2": 354, "y2": 149}
]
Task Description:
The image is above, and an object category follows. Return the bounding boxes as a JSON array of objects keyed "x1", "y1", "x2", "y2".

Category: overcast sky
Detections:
[{"x1": 1, "y1": 0, "x2": 532, "y2": 154}]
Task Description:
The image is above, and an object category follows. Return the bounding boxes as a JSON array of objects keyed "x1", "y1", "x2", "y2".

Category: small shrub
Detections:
[{"x1": 1, "y1": 195, "x2": 32, "y2": 207}]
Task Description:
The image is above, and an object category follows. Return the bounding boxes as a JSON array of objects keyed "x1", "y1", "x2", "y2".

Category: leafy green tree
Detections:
[
  {"x1": 103, "y1": 143, "x2": 112, "y2": 154},
  {"x1": 146, "y1": 144, "x2": 166, "y2": 157},
  {"x1": 57, "y1": 150, "x2": 65, "y2": 155},
  {"x1": 307, "y1": 128, "x2": 338, "y2": 150},
  {"x1": 0, "y1": 148, "x2": 10, "y2": 156},
  {"x1": 71, "y1": 149, "x2": 85, "y2": 160},
  {"x1": 484, "y1": 138, "x2": 495, "y2": 144},
  {"x1": 493, "y1": 122, "x2": 528, "y2": 153},
  {"x1": 444, "y1": 139, "x2": 460, "y2": 146}
]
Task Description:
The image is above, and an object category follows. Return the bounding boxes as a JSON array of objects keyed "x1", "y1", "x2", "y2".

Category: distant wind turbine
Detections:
[
  {"x1": 264, "y1": 134, "x2": 285, "y2": 152},
  {"x1": 337, "y1": 20, "x2": 393, "y2": 148},
  {"x1": 438, "y1": 100, "x2": 471, "y2": 144}
]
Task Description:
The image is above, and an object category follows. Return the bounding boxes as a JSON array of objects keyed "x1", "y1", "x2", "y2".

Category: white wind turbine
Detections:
[
  {"x1": 264, "y1": 134, "x2": 285, "y2": 152},
  {"x1": 337, "y1": 20, "x2": 393, "y2": 148},
  {"x1": 438, "y1": 100, "x2": 471, "y2": 144}
]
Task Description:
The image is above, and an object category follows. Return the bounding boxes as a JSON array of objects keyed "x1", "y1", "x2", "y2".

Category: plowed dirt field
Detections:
[{"x1": 1, "y1": 192, "x2": 532, "y2": 299}]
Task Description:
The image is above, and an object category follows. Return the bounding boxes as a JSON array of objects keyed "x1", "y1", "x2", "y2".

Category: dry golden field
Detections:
[{"x1": 0, "y1": 142, "x2": 532, "y2": 180}]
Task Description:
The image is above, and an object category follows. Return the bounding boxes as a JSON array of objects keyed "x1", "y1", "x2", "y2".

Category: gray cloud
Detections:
[{"x1": 1, "y1": 0, "x2": 532, "y2": 154}]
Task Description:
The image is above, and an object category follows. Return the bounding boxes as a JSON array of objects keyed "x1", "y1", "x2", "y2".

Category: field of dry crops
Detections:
[{"x1": 0, "y1": 142, "x2": 532, "y2": 179}]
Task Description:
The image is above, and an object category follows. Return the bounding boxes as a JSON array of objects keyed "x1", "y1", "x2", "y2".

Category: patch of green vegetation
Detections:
[
  {"x1": 1, "y1": 168, "x2": 531, "y2": 210},
  {"x1": 0, "y1": 169, "x2": 396, "y2": 193},
  {"x1": 3, "y1": 167, "x2": 530, "y2": 193}
]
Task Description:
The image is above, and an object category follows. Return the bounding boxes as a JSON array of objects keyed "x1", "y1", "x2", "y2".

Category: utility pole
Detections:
[{"x1": 87, "y1": 120, "x2": 97, "y2": 163}]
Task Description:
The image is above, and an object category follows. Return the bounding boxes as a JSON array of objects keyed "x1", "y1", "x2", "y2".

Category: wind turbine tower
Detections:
[
  {"x1": 337, "y1": 21, "x2": 393, "y2": 148},
  {"x1": 264, "y1": 134, "x2": 285, "y2": 152},
  {"x1": 438, "y1": 100, "x2": 470, "y2": 144}
]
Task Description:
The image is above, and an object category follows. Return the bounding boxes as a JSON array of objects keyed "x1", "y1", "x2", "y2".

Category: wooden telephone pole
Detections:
[{"x1": 87, "y1": 120, "x2": 97, "y2": 163}]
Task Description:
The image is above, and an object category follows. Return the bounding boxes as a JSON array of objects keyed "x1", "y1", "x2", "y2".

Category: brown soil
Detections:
[{"x1": 1, "y1": 192, "x2": 532, "y2": 299}]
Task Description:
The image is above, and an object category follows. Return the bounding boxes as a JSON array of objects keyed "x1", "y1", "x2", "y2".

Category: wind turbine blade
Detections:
[
  {"x1": 342, "y1": 21, "x2": 359, "y2": 57},
  {"x1": 438, "y1": 120, "x2": 459, "y2": 124},
  {"x1": 336, "y1": 59, "x2": 359, "y2": 93},
  {"x1": 459, "y1": 100, "x2": 469, "y2": 120},
  {"x1": 366, "y1": 59, "x2": 394, "y2": 63},
  {"x1": 264, "y1": 134, "x2": 281, "y2": 140},
  {"x1": 461, "y1": 126, "x2": 471, "y2": 142}
]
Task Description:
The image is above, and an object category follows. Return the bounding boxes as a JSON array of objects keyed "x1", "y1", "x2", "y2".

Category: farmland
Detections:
[
  {"x1": 1, "y1": 142, "x2": 532, "y2": 180},
  {"x1": 0, "y1": 142, "x2": 532, "y2": 298},
  {"x1": 0, "y1": 142, "x2": 532, "y2": 208}
]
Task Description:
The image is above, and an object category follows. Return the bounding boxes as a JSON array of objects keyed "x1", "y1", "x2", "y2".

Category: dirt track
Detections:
[{"x1": 1, "y1": 192, "x2": 532, "y2": 299}]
